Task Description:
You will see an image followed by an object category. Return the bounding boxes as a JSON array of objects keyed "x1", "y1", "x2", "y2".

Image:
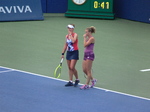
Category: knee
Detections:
[
  {"x1": 68, "y1": 66, "x2": 72, "y2": 71},
  {"x1": 87, "y1": 70, "x2": 91, "y2": 74},
  {"x1": 69, "y1": 66, "x2": 75, "y2": 71},
  {"x1": 83, "y1": 69, "x2": 86, "y2": 73}
]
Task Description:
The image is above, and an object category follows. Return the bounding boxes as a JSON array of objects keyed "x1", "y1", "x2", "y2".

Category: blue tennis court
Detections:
[{"x1": 0, "y1": 66, "x2": 150, "y2": 112}]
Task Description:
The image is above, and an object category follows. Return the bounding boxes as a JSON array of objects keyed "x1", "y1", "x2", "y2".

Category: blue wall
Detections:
[
  {"x1": 47, "y1": 0, "x2": 67, "y2": 13},
  {"x1": 41, "y1": 0, "x2": 67, "y2": 13},
  {"x1": 41, "y1": 0, "x2": 150, "y2": 23},
  {"x1": 41, "y1": 0, "x2": 46, "y2": 13},
  {"x1": 114, "y1": 0, "x2": 150, "y2": 23}
]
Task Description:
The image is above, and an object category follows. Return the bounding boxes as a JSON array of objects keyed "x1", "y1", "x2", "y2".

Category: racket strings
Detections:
[
  {"x1": 55, "y1": 67, "x2": 61, "y2": 78},
  {"x1": 54, "y1": 58, "x2": 63, "y2": 79}
]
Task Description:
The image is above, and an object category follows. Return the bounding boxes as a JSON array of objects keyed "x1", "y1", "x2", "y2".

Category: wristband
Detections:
[{"x1": 62, "y1": 53, "x2": 64, "y2": 55}]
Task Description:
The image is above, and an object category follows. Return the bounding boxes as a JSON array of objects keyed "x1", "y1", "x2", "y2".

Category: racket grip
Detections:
[{"x1": 60, "y1": 58, "x2": 64, "y2": 63}]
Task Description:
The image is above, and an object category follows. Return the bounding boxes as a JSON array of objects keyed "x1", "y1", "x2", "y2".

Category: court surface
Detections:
[
  {"x1": 0, "y1": 66, "x2": 150, "y2": 112},
  {"x1": 0, "y1": 14, "x2": 150, "y2": 111}
]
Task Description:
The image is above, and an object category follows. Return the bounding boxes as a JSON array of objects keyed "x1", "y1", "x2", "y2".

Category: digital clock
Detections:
[
  {"x1": 65, "y1": 0, "x2": 115, "y2": 19},
  {"x1": 94, "y1": 1, "x2": 110, "y2": 9},
  {"x1": 91, "y1": 0, "x2": 113, "y2": 12}
]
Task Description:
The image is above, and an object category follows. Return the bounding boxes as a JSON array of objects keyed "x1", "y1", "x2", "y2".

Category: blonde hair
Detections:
[{"x1": 86, "y1": 26, "x2": 96, "y2": 33}]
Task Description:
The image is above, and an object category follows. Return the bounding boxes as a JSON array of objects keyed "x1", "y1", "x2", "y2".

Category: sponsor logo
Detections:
[{"x1": 0, "y1": 5, "x2": 32, "y2": 14}]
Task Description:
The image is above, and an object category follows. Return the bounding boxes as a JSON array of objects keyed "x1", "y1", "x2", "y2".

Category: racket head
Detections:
[{"x1": 54, "y1": 65, "x2": 62, "y2": 78}]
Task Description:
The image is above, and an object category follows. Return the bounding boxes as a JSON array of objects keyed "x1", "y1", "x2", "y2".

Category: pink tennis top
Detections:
[{"x1": 84, "y1": 43, "x2": 94, "y2": 53}]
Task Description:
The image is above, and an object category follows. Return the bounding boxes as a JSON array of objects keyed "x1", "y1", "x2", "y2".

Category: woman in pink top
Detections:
[{"x1": 80, "y1": 26, "x2": 97, "y2": 90}]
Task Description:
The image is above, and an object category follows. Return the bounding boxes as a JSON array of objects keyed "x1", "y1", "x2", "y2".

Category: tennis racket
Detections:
[
  {"x1": 54, "y1": 58, "x2": 64, "y2": 78},
  {"x1": 84, "y1": 69, "x2": 94, "y2": 79}
]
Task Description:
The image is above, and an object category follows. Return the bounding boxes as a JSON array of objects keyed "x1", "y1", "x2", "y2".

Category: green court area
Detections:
[{"x1": 0, "y1": 13, "x2": 150, "y2": 99}]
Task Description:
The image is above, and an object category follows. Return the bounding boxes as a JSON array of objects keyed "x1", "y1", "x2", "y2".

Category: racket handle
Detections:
[{"x1": 60, "y1": 58, "x2": 64, "y2": 63}]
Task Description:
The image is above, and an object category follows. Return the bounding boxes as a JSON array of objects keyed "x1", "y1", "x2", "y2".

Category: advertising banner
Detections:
[{"x1": 0, "y1": 0, "x2": 44, "y2": 21}]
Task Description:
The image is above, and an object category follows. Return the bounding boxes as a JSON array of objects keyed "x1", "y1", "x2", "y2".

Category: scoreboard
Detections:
[{"x1": 65, "y1": 0, "x2": 115, "y2": 19}]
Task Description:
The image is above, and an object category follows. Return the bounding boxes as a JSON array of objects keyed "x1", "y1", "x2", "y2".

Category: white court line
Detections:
[
  {"x1": 0, "y1": 65, "x2": 150, "y2": 101},
  {"x1": 140, "y1": 69, "x2": 150, "y2": 72},
  {"x1": 0, "y1": 69, "x2": 15, "y2": 74}
]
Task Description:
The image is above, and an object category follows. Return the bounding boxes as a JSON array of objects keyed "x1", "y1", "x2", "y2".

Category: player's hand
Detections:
[
  {"x1": 83, "y1": 34, "x2": 87, "y2": 38},
  {"x1": 68, "y1": 33, "x2": 72, "y2": 39},
  {"x1": 61, "y1": 55, "x2": 64, "y2": 59}
]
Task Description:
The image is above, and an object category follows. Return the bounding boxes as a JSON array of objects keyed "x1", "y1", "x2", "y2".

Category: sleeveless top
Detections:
[
  {"x1": 66, "y1": 33, "x2": 78, "y2": 51},
  {"x1": 84, "y1": 43, "x2": 94, "y2": 53}
]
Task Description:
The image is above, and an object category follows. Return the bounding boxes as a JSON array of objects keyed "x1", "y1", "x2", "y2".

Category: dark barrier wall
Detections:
[
  {"x1": 41, "y1": 0, "x2": 46, "y2": 13},
  {"x1": 41, "y1": 0, "x2": 149, "y2": 23},
  {"x1": 0, "y1": 0, "x2": 44, "y2": 21},
  {"x1": 47, "y1": 0, "x2": 67, "y2": 13},
  {"x1": 41, "y1": 0, "x2": 67, "y2": 13},
  {"x1": 114, "y1": 0, "x2": 150, "y2": 23}
]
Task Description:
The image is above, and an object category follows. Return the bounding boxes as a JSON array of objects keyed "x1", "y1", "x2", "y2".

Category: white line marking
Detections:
[
  {"x1": 0, "y1": 66, "x2": 150, "y2": 101},
  {"x1": 0, "y1": 69, "x2": 15, "y2": 74},
  {"x1": 140, "y1": 69, "x2": 150, "y2": 72}
]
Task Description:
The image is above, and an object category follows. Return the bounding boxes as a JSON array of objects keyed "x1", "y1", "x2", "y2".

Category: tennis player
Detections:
[
  {"x1": 61, "y1": 24, "x2": 80, "y2": 87},
  {"x1": 80, "y1": 26, "x2": 97, "y2": 89}
]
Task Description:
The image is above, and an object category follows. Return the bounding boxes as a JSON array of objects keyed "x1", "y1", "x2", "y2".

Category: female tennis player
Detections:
[
  {"x1": 80, "y1": 26, "x2": 97, "y2": 89},
  {"x1": 61, "y1": 24, "x2": 80, "y2": 87}
]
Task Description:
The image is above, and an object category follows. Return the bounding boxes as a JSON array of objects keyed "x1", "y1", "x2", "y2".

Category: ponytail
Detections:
[{"x1": 86, "y1": 26, "x2": 96, "y2": 33}]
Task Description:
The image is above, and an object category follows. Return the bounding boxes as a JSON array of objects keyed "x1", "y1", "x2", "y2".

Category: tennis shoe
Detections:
[
  {"x1": 65, "y1": 81, "x2": 73, "y2": 87},
  {"x1": 74, "y1": 79, "x2": 80, "y2": 87},
  {"x1": 80, "y1": 85, "x2": 90, "y2": 90},
  {"x1": 91, "y1": 79, "x2": 97, "y2": 88}
]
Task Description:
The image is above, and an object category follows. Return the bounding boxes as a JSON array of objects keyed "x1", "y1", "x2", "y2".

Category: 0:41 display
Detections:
[{"x1": 94, "y1": 1, "x2": 110, "y2": 9}]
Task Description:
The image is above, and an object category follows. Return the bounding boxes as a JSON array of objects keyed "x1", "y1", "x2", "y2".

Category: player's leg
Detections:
[
  {"x1": 65, "y1": 60, "x2": 74, "y2": 86},
  {"x1": 70, "y1": 59, "x2": 80, "y2": 87},
  {"x1": 70, "y1": 59, "x2": 78, "y2": 78},
  {"x1": 80, "y1": 59, "x2": 91, "y2": 89},
  {"x1": 67, "y1": 60, "x2": 74, "y2": 80},
  {"x1": 85, "y1": 59, "x2": 97, "y2": 87},
  {"x1": 85, "y1": 59, "x2": 93, "y2": 85},
  {"x1": 82, "y1": 60, "x2": 87, "y2": 75}
]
